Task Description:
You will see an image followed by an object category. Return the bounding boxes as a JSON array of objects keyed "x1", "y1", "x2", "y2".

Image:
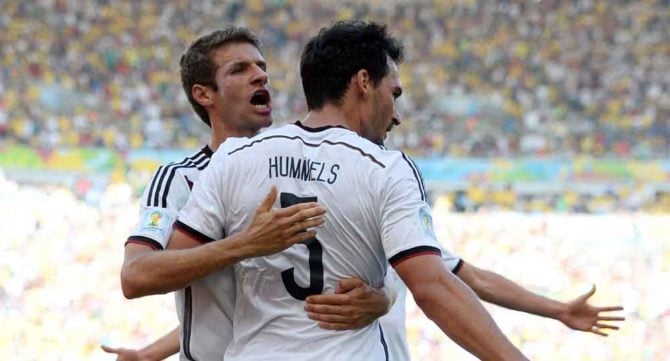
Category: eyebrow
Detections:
[{"x1": 228, "y1": 59, "x2": 266, "y2": 72}]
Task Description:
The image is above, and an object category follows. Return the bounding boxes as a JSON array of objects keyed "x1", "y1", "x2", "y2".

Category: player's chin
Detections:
[
  {"x1": 371, "y1": 135, "x2": 384, "y2": 146},
  {"x1": 251, "y1": 116, "x2": 272, "y2": 130},
  {"x1": 258, "y1": 115, "x2": 273, "y2": 127}
]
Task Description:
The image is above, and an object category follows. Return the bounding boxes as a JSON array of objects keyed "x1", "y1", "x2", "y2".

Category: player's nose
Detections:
[
  {"x1": 392, "y1": 108, "x2": 401, "y2": 126},
  {"x1": 251, "y1": 64, "x2": 269, "y2": 86}
]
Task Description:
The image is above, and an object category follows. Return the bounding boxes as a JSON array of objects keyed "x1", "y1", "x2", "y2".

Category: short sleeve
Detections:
[
  {"x1": 380, "y1": 159, "x2": 443, "y2": 267},
  {"x1": 441, "y1": 247, "x2": 463, "y2": 273},
  {"x1": 126, "y1": 166, "x2": 190, "y2": 250}
]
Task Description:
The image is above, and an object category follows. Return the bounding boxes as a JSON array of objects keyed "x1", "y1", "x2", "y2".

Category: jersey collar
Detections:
[
  {"x1": 293, "y1": 120, "x2": 348, "y2": 133},
  {"x1": 201, "y1": 145, "x2": 214, "y2": 158}
]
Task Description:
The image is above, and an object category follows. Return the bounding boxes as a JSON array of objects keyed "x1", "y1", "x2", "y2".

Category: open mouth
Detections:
[{"x1": 250, "y1": 89, "x2": 271, "y2": 111}]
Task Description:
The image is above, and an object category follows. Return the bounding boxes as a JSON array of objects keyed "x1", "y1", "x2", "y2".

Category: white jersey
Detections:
[
  {"x1": 127, "y1": 146, "x2": 235, "y2": 361},
  {"x1": 380, "y1": 257, "x2": 463, "y2": 361},
  {"x1": 177, "y1": 122, "x2": 447, "y2": 361}
]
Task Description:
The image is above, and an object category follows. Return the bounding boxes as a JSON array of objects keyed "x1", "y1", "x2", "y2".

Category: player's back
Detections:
[{"x1": 219, "y1": 122, "x2": 423, "y2": 360}]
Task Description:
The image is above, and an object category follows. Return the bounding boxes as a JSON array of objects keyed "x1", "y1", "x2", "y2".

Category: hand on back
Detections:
[
  {"x1": 241, "y1": 186, "x2": 326, "y2": 257},
  {"x1": 304, "y1": 278, "x2": 390, "y2": 330}
]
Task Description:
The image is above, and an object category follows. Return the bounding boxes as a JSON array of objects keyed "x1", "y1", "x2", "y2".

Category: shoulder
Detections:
[
  {"x1": 153, "y1": 146, "x2": 212, "y2": 174},
  {"x1": 374, "y1": 149, "x2": 427, "y2": 201},
  {"x1": 222, "y1": 125, "x2": 300, "y2": 155},
  {"x1": 386, "y1": 150, "x2": 423, "y2": 180},
  {"x1": 348, "y1": 140, "x2": 418, "y2": 175},
  {"x1": 143, "y1": 146, "x2": 212, "y2": 207}
]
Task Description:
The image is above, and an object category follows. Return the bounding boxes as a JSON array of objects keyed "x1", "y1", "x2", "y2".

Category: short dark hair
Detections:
[
  {"x1": 300, "y1": 20, "x2": 404, "y2": 111},
  {"x1": 180, "y1": 27, "x2": 261, "y2": 127}
]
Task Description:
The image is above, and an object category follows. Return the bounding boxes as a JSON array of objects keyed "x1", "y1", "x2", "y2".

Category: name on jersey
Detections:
[{"x1": 268, "y1": 156, "x2": 340, "y2": 184}]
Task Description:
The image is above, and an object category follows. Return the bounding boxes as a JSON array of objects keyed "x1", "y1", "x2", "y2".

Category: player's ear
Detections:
[
  {"x1": 352, "y1": 69, "x2": 371, "y2": 96},
  {"x1": 192, "y1": 84, "x2": 214, "y2": 107}
]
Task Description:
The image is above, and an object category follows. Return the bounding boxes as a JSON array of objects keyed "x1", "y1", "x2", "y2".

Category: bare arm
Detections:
[
  {"x1": 100, "y1": 327, "x2": 179, "y2": 361},
  {"x1": 396, "y1": 255, "x2": 528, "y2": 361},
  {"x1": 121, "y1": 187, "x2": 326, "y2": 298},
  {"x1": 457, "y1": 262, "x2": 625, "y2": 335}
]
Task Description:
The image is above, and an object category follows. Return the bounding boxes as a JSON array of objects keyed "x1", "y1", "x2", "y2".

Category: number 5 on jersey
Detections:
[{"x1": 280, "y1": 192, "x2": 324, "y2": 300}]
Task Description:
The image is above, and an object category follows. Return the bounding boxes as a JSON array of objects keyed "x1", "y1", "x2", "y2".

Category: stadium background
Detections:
[{"x1": 1, "y1": 0, "x2": 668, "y2": 360}]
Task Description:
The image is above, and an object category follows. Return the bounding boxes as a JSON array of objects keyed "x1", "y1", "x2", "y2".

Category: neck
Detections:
[
  {"x1": 208, "y1": 119, "x2": 258, "y2": 152},
  {"x1": 302, "y1": 103, "x2": 360, "y2": 133}
]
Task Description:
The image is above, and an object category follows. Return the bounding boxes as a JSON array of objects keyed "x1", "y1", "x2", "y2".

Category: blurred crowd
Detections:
[
  {"x1": 2, "y1": 1, "x2": 669, "y2": 359},
  {"x1": 440, "y1": 181, "x2": 670, "y2": 213},
  {"x1": 1, "y1": 0, "x2": 669, "y2": 158},
  {"x1": 0, "y1": 178, "x2": 176, "y2": 360},
  {"x1": 0, "y1": 180, "x2": 667, "y2": 360}
]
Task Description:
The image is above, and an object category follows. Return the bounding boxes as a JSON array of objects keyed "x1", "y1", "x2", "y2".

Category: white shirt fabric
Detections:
[
  {"x1": 127, "y1": 146, "x2": 235, "y2": 361},
  {"x1": 177, "y1": 122, "x2": 450, "y2": 361}
]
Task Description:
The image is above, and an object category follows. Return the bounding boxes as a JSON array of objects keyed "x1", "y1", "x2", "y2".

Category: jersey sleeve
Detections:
[
  {"x1": 126, "y1": 165, "x2": 191, "y2": 250},
  {"x1": 174, "y1": 150, "x2": 229, "y2": 244},
  {"x1": 380, "y1": 156, "x2": 444, "y2": 268},
  {"x1": 442, "y1": 247, "x2": 463, "y2": 273}
]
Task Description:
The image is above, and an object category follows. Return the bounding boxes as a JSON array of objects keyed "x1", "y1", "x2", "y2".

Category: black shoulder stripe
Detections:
[
  {"x1": 159, "y1": 155, "x2": 209, "y2": 207},
  {"x1": 145, "y1": 164, "x2": 165, "y2": 207},
  {"x1": 147, "y1": 150, "x2": 209, "y2": 207},
  {"x1": 228, "y1": 135, "x2": 386, "y2": 168},
  {"x1": 389, "y1": 245, "x2": 442, "y2": 267},
  {"x1": 406, "y1": 155, "x2": 426, "y2": 192},
  {"x1": 151, "y1": 161, "x2": 184, "y2": 207},
  {"x1": 197, "y1": 158, "x2": 210, "y2": 170},
  {"x1": 400, "y1": 152, "x2": 426, "y2": 201},
  {"x1": 149, "y1": 157, "x2": 192, "y2": 207}
]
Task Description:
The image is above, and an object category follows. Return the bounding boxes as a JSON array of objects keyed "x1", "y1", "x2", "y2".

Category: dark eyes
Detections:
[{"x1": 231, "y1": 63, "x2": 266, "y2": 74}]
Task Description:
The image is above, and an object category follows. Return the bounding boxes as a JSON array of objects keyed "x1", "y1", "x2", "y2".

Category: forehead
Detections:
[
  {"x1": 211, "y1": 42, "x2": 264, "y2": 68},
  {"x1": 387, "y1": 57, "x2": 398, "y2": 75},
  {"x1": 384, "y1": 57, "x2": 400, "y2": 84}
]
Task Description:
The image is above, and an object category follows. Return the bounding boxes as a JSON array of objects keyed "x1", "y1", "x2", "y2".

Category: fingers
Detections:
[
  {"x1": 278, "y1": 202, "x2": 327, "y2": 223},
  {"x1": 335, "y1": 278, "x2": 365, "y2": 294},
  {"x1": 305, "y1": 294, "x2": 351, "y2": 307},
  {"x1": 315, "y1": 321, "x2": 356, "y2": 331},
  {"x1": 286, "y1": 216, "x2": 326, "y2": 235},
  {"x1": 307, "y1": 311, "x2": 354, "y2": 324},
  {"x1": 596, "y1": 306, "x2": 624, "y2": 312},
  {"x1": 307, "y1": 312, "x2": 353, "y2": 323},
  {"x1": 258, "y1": 186, "x2": 278, "y2": 212},
  {"x1": 579, "y1": 284, "x2": 597, "y2": 301},
  {"x1": 288, "y1": 229, "x2": 318, "y2": 245},
  {"x1": 591, "y1": 328, "x2": 609, "y2": 337},
  {"x1": 598, "y1": 315, "x2": 626, "y2": 321},
  {"x1": 100, "y1": 345, "x2": 120, "y2": 354},
  {"x1": 590, "y1": 321, "x2": 622, "y2": 336},
  {"x1": 595, "y1": 322, "x2": 620, "y2": 330},
  {"x1": 306, "y1": 309, "x2": 365, "y2": 331}
]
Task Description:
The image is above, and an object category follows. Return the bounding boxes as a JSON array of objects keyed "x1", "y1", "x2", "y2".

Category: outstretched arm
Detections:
[
  {"x1": 121, "y1": 187, "x2": 326, "y2": 298},
  {"x1": 397, "y1": 255, "x2": 528, "y2": 361},
  {"x1": 101, "y1": 327, "x2": 179, "y2": 361},
  {"x1": 456, "y1": 261, "x2": 625, "y2": 335}
]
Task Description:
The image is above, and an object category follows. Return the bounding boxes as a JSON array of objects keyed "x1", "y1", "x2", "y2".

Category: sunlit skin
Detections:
[
  {"x1": 363, "y1": 58, "x2": 402, "y2": 145},
  {"x1": 191, "y1": 42, "x2": 273, "y2": 150}
]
